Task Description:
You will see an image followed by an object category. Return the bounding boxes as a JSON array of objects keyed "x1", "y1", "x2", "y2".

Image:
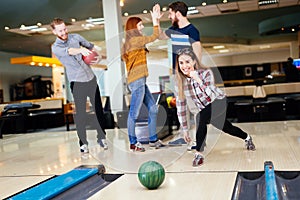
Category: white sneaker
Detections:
[
  {"x1": 130, "y1": 142, "x2": 145, "y2": 152},
  {"x1": 187, "y1": 141, "x2": 196, "y2": 151},
  {"x1": 80, "y1": 144, "x2": 89, "y2": 153},
  {"x1": 99, "y1": 139, "x2": 108, "y2": 150}
]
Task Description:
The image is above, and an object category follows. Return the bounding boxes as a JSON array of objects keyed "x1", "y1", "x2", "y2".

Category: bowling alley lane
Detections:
[
  {"x1": 89, "y1": 172, "x2": 238, "y2": 200},
  {"x1": 0, "y1": 120, "x2": 300, "y2": 199}
]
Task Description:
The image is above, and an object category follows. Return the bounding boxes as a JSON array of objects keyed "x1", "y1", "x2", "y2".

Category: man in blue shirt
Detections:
[
  {"x1": 51, "y1": 18, "x2": 108, "y2": 153},
  {"x1": 160, "y1": 1, "x2": 203, "y2": 73},
  {"x1": 159, "y1": 1, "x2": 204, "y2": 149}
]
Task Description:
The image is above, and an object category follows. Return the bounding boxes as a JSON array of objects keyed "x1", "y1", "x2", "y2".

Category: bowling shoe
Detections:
[
  {"x1": 245, "y1": 136, "x2": 256, "y2": 151},
  {"x1": 80, "y1": 144, "x2": 89, "y2": 153},
  {"x1": 99, "y1": 139, "x2": 108, "y2": 150},
  {"x1": 192, "y1": 153, "x2": 204, "y2": 167},
  {"x1": 130, "y1": 142, "x2": 145, "y2": 152},
  {"x1": 149, "y1": 140, "x2": 166, "y2": 149}
]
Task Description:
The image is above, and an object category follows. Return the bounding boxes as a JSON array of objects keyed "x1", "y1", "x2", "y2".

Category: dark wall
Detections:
[{"x1": 218, "y1": 63, "x2": 271, "y2": 81}]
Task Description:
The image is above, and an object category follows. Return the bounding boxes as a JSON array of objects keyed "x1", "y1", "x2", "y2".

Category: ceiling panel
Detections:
[
  {"x1": 198, "y1": 5, "x2": 222, "y2": 16},
  {"x1": 217, "y1": 2, "x2": 239, "y2": 12},
  {"x1": 279, "y1": 0, "x2": 299, "y2": 7},
  {"x1": 0, "y1": 0, "x2": 299, "y2": 57},
  {"x1": 238, "y1": 0, "x2": 259, "y2": 12}
]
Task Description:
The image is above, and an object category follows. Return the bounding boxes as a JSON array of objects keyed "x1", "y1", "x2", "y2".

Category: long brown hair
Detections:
[
  {"x1": 175, "y1": 48, "x2": 204, "y2": 100},
  {"x1": 122, "y1": 17, "x2": 142, "y2": 62}
]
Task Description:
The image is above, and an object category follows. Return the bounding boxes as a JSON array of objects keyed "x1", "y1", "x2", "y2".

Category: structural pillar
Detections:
[
  {"x1": 102, "y1": 0, "x2": 126, "y2": 113},
  {"x1": 290, "y1": 41, "x2": 299, "y2": 59},
  {"x1": 298, "y1": 30, "x2": 300, "y2": 58}
]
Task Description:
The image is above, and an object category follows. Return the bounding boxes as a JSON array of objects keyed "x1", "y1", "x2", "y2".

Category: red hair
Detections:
[{"x1": 122, "y1": 17, "x2": 142, "y2": 61}]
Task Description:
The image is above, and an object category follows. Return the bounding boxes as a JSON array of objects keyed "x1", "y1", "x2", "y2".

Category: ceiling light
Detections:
[
  {"x1": 259, "y1": 45, "x2": 270, "y2": 49},
  {"x1": 30, "y1": 27, "x2": 48, "y2": 32},
  {"x1": 84, "y1": 18, "x2": 105, "y2": 27},
  {"x1": 219, "y1": 49, "x2": 229, "y2": 53},
  {"x1": 143, "y1": 10, "x2": 148, "y2": 14},
  {"x1": 124, "y1": 12, "x2": 129, "y2": 16},
  {"x1": 187, "y1": 6, "x2": 199, "y2": 15},
  {"x1": 71, "y1": 18, "x2": 76, "y2": 22},
  {"x1": 162, "y1": 7, "x2": 168, "y2": 12},
  {"x1": 223, "y1": 0, "x2": 228, "y2": 3},
  {"x1": 82, "y1": 23, "x2": 95, "y2": 30},
  {"x1": 86, "y1": 17, "x2": 104, "y2": 23},
  {"x1": 202, "y1": 2, "x2": 207, "y2": 6},
  {"x1": 120, "y1": 0, "x2": 124, "y2": 7},
  {"x1": 213, "y1": 45, "x2": 225, "y2": 49},
  {"x1": 187, "y1": 10, "x2": 199, "y2": 15},
  {"x1": 20, "y1": 25, "x2": 39, "y2": 31},
  {"x1": 258, "y1": 0, "x2": 278, "y2": 6},
  {"x1": 4, "y1": 26, "x2": 9, "y2": 30},
  {"x1": 10, "y1": 56, "x2": 62, "y2": 67}
]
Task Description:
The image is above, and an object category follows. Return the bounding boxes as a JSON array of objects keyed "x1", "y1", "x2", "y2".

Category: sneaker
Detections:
[
  {"x1": 149, "y1": 140, "x2": 165, "y2": 149},
  {"x1": 99, "y1": 139, "x2": 108, "y2": 150},
  {"x1": 245, "y1": 136, "x2": 256, "y2": 151},
  {"x1": 130, "y1": 142, "x2": 145, "y2": 152},
  {"x1": 80, "y1": 144, "x2": 89, "y2": 153},
  {"x1": 187, "y1": 141, "x2": 206, "y2": 152},
  {"x1": 187, "y1": 141, "x2": 196, "y2": 151},
  {"x1": 192, "y1": 153, "x2": 204, "y2": 167}
]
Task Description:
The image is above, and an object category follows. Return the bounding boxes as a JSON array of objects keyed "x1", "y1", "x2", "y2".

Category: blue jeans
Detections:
[{"x1": 127, "y1": 77, "x2": 158, "y2": 144}]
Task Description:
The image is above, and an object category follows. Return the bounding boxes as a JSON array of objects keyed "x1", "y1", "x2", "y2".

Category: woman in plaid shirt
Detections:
[{"x1": 175, "y1": 48, "x2": 256, "y2": 166}]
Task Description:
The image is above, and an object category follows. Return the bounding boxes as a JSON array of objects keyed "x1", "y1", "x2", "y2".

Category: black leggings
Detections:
[
  {"x1": 195, "y1": 98, "x2": 248, "y2": 152},
  {"x1": 70, "y1": 76, "x2": 106, "y2": 146}
]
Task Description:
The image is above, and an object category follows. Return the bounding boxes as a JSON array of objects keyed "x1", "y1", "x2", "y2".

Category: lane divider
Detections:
[
  {"x1": 8, "y1": 167, "x2": 99, "y2": 200},
  {"x1": 264, "y1": 161, "x2": 279, "y2": 200}
]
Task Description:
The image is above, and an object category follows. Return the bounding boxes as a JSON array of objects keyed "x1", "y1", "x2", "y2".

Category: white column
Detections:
[
  {"x1": 102, "y1": 0, "x2": 126, "y2": 113},
  {"x1": 290, "y1": 41, "x2": 299, "y2": 58},
  {"x1": 298, "y1": 31, "x2": 300, "y2": 58}
]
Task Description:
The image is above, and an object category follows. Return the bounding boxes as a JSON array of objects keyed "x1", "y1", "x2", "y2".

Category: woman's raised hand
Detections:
[{"x1": 150, "y1": 4, "x2": 163, "y2": 25}]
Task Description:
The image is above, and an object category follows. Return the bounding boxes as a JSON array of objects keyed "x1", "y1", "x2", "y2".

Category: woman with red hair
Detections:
[{"x1": 122, "y1": 4, "x2": 163, "y2": 152}]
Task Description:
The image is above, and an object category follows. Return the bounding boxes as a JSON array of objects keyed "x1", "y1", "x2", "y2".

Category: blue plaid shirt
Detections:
[{"x1": 176, "y1": 69, "x2": 225, "y2": 131}]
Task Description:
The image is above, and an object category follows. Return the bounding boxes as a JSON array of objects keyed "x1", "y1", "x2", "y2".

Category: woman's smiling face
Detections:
[{"x1": 178, "y1": 54, "x2": 196, "y2": 77}]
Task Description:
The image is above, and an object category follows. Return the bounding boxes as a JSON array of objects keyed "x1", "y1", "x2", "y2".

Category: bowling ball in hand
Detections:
[{"x1": 82, "y1": 50, "x2": 99, "y2": 65}]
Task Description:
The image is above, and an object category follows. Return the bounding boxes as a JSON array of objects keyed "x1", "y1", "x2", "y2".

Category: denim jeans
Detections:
[{"x1": 127, "y1": 77, "x2": 158, "y2": 144}]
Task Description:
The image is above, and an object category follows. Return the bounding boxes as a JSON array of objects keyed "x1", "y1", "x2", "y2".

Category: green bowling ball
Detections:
[{"x1": 138, "y1": 161, "x2": 165, "y2": 190}]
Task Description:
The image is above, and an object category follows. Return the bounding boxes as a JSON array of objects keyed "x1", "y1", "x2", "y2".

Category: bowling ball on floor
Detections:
[
  {"x1": 82, "y1": 50, "x2": 99, "y2": 65},
  {"x1": 138, "y1": 160, "x2": 165, "y2": 190}
]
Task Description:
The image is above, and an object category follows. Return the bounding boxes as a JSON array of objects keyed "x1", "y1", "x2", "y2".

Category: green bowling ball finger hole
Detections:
[{"x1": 138, "y1": 161, "x2": 165, "y2": 190}]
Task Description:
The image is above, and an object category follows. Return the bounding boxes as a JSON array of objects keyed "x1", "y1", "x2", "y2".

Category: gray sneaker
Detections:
[
  {"x1": 245, "y1": 136, "x2": 256, "y2": 151},
  {"x1": 99, "y1": 139, "x2": 108, "y2": 150},
  {"x1": 149, "y1": 140, "x2": 165, "y2": 149}
]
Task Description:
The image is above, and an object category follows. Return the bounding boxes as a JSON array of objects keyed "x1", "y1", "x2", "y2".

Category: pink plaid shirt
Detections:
[{"x1": 176, "y1": 69, "x2": 225, "y2": 131}]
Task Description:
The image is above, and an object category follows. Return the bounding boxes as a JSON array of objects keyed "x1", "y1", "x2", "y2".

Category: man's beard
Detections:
[
  {"x1": 172, "y1": 18, "x2": 179, "y2": 28},
  {"x1": 57, "y1": 34, "x2": 68, "y2": 41}
]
